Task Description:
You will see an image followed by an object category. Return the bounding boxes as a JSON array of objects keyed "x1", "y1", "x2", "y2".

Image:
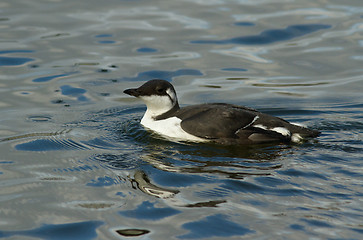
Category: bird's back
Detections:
[{"x1": 170, "y1": 103, "x2": 319, "y2": 144}]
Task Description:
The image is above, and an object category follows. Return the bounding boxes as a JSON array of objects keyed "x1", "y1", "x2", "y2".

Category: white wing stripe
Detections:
[{"x1": 235, "y1": 116, "x2": 259, "y2": 134}]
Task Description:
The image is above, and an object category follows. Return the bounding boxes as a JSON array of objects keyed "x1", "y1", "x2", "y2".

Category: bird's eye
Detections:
[{"x1": 156, "y1": 88, "x2": 164, "y2": 94}]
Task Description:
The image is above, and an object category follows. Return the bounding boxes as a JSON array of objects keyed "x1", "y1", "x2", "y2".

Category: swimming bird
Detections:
[{"x1": 124, "y1": 79, "x2": 320, "y2": 145}]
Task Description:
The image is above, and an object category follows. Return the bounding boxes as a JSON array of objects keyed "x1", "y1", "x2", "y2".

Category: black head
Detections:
[
  {"x1": 123, "y1": 79, "x2": 176, "y2": 98},
  {"x1": 124, "y1": 79, "x2": 179, "y2": 115}
]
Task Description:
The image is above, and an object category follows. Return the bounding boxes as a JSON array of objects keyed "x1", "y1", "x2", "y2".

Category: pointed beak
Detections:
[{"x1": 123, "y1": 88, "x2": 140, "y2": 97}]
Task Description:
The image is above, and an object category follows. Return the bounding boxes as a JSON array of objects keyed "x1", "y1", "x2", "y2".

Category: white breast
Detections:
[{"x1": 141, "y1": 115, "x2": 207, "y2": 142}]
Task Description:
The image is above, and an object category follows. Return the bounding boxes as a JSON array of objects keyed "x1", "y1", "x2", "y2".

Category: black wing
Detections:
[
  {"x1": 176, "y1": 103, "x2": 319, "y2": 144},
  {"x1": 176, "y1": 103, "x2": 259, "y2": 139}
]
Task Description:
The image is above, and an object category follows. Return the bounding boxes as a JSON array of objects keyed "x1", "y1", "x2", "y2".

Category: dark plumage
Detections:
[{"x1": 124, "y1": 79, "x2": 320, "y2": 145}]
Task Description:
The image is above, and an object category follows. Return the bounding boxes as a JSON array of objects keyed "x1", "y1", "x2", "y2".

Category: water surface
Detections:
[{"x1": 1, "y1": 0, "x2": 363, "y2": 239}]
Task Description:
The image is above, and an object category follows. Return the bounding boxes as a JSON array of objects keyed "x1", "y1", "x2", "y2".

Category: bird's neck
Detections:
[
  {"x1": 154, "y1": 101, "x2": 180, "y2": 120},
  {"x1": 142, "y1": 101, "x2": 180, "y2": 122}
]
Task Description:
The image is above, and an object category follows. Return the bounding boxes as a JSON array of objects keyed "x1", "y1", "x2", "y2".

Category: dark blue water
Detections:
[
  {"x1": 0, "y1": 221, "x2": 103, "y2": 240},
  {"x1": 1, "y1": 0, "x2": 363, "y2": 239},
  {"x1": 191, "y1": 24, "x2": 331, "y2": 45}
]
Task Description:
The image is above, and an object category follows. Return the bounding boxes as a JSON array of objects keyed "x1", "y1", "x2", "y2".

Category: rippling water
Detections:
[{"x1": 1, "y1": 0, "x2": 363, "y2": 239}]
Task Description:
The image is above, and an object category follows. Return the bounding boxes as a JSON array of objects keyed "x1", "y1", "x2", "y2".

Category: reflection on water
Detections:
[
  {"x1": 178, "y1": 213, "x2": 255, "y2": 239},
  {"x1": 115, "y1": 228, "x2": 150, "y2": 237},
  {"x1": 0, "y1": 50, "x2": 34, "y2": 66},
  {"x1": 1, "y1": 0, "x2": 363, "y2": 239},
  {"x1": 0, "y1": 221, "x2": 103, "y2": 240},
  {"x1": 121, "y1": 68, "x2": 203, "y2": 82},
  {"x1": 32, "y1": 72, "x2": 77, "y2": 83},
  {"x1": 191, "y1": 24, "x2": 331, "y2": 45},
  {"x1": 137, "y1": 143, "x2": 285, "y2": 180},
  {"x1": 130, "y1": 170, "x2": 179, "y2": 199},
  {"x1": 1, "y1": 98, "x2": 362, "y2": 238}
]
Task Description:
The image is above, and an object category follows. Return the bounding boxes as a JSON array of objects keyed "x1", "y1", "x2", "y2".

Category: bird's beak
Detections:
[{"x1": 123, "y1": 88, "x2": 140, "y2": 97}]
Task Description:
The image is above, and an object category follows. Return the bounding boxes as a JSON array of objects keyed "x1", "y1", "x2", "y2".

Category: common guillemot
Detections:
[{"x1": 124, "y1": 79, "x2": 320, "y2": 144}]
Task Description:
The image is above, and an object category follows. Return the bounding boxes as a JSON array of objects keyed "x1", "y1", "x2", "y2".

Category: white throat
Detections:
[
  {"x1": 140, "y1": 88, "x2": 177, "y2": 121},
  {"x1": 137, "y1": 88, "x2": 207, "y2": 142}
]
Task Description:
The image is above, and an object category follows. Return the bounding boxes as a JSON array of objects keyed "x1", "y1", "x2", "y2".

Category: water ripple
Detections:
[
  {"x1": 15, "y1": 138, "x2": 91, "y2": 151},
  {"x1": 233, "y1": 8, "x2": 349, "y2": 21},
  {"x1": 69, "y1": 6, "x2": 209, "y2": 30},
  {"x1": 179, "y1": 214, "x2": 254, "y2": 239},
  {"x1": 0, "y1": 50, "x2": 34, "y2": 66},
  {"x1": 191, "y1": 24, "x2": 331, "y2": 45},
  {"x1": 121, "y1": 69, "x2": 203, "y2": 82},
  {"x1": 32, "y1": 72, "x2": 77, "y2": 83},
  {"x1": 2, "y1": 0, "x2": 363, "y2": 239},
  {"x1": 0, "y1": 221, "x2": 103, "y2": 239}
]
